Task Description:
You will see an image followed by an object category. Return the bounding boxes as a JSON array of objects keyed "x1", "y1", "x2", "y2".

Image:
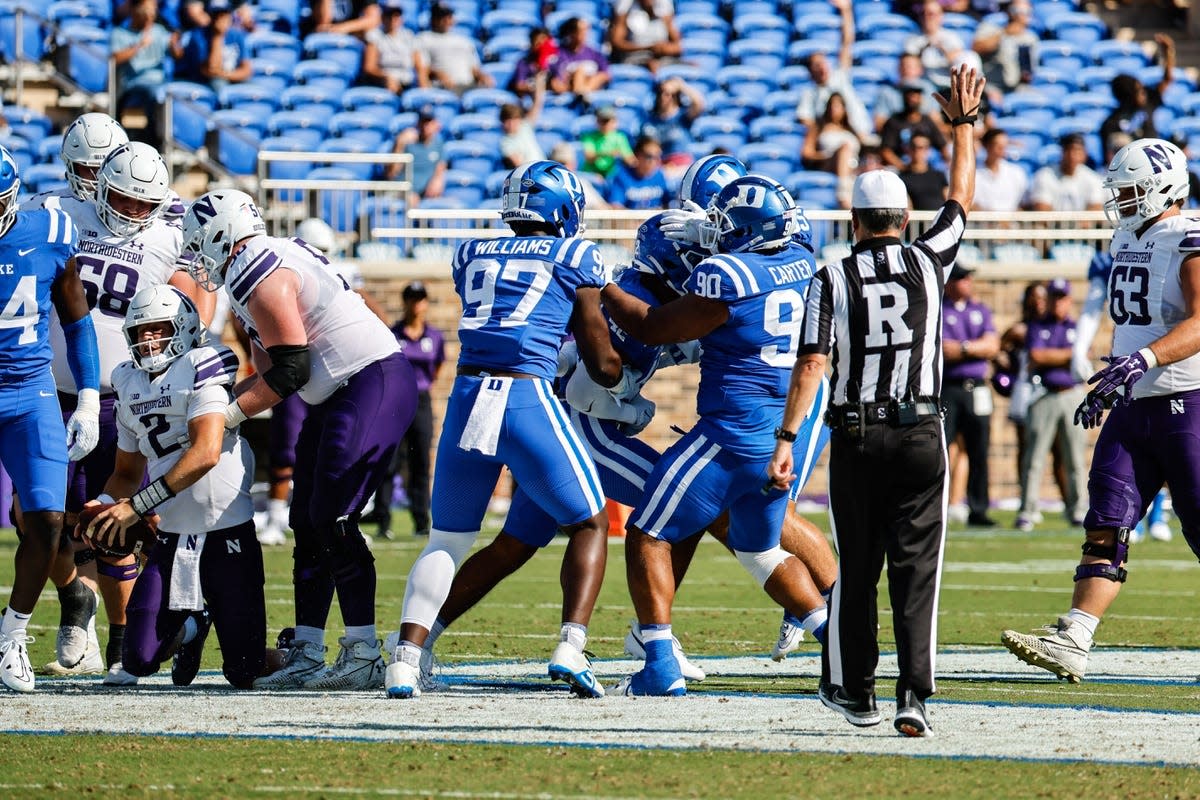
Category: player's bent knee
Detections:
[
  {"x1": 1075, "y1": 527, "x2": 1130, "y2": 583},
  {"x1": 427, "y1": 529, "x2": 477, "y2": 569},
  {"x1": 96, "y1": 557, "x2": 139, "y2": 582},
  {"x1": 734, "y1": 546, "x2": 791, "y2": 587}
]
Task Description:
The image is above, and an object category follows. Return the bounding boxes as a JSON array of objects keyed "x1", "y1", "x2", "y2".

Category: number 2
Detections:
[
  {"x1": 140, "y1": 413, "x2": 182, "y2": 458},
  {"x1": 0, "y1": 275, "x2": 39, "y2": 345}
]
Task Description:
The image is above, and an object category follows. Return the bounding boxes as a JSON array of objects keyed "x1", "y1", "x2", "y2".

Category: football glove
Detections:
[
  {"x1": 616, "y1": 396, "x2": 656, "y2": 437},
  {"x1": 65, "y1": 388, "x2": 100, "y2": 462},
  {"x1": 1074, "y1": 388, "x2": 1112, "y2": 430},
  {"x1": 659, "y1": 200, "x2": 707, "y2": 245},
  {"x1": 1088, "y1": 350, "x2": 1153, "y2": 406}
]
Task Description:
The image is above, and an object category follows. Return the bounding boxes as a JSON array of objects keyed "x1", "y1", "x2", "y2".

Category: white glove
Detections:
[
  {"x1": 616, "y1": 396, "x2": 656, "y2": 437},
  {"x1": 66, "y1": 388, "x2": 100, "y2": 462},
  {"x1": 656, "y1": 340, "x2": 701, "y2": 369},
  {"x1": 660, "y1": 200, "x2": 707, "y2": 244},
  {"x1": 556, "y1": 340, "x2": 580, "y2": 378},
  {"x1": 606, "y1": 365, "x2": 645, "y2": 402}
]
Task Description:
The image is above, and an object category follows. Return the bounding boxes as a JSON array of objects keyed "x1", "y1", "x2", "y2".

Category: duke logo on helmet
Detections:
[
  {"x1": 701, "y1": 175, "x2": 805, "y2": 254},
  {"x1": 678, "y1": 154, "x2": 748, "y2": 208},
  {"x1": 501, "y1": 160, "x2": 587, "y2": 238}
]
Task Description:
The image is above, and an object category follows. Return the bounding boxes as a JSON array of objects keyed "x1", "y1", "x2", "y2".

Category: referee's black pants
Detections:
[
  {"x1": 942, "y1": 380, "x2": 991, "y2": 518},
  {"x1": 827, "y1": 415, "x2": 946, "y2": 704}
]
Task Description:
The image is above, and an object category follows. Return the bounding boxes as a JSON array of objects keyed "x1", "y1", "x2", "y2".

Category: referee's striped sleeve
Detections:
[
  {"x1": 798, "y1": 272, "x2": 833, "y2": 355},
  {"x1": 914, "y1": 200, "x2": 967, "y2": 278}
]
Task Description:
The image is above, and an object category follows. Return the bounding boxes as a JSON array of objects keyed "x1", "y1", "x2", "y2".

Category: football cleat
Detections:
[
  {"x1": 1149, "y1": 522, "x2": 1173, "y2": 542},
  {"x1": 303, "y1": 637, "x2": 384, "y2": 691},
  {"x1": 622, "y1": 619, "x2": 706, "y2": 682},
  {"x1": 894, "y1": 691, "x2": 933, "y2": 738},
  {"x1": 171, "y1": 608, "x2": 211, "y2": 687},
  {"x1": 548, "y1": 641, "x2": 605, "y2": 698},
  {"x1": 102, "y1": 662, "x2": 138, "y2": 686},
  {"x1": 0, "y1": 629, "x2": 36, "y2": 692},
  {"x1": 256, "y1": 525, "x2": 287, "y2": 546},
  {"x1": 385, "y1": 660, "x2": 421, "y2": 699},
  {"x1": 818, "y1": 681, "x2": 881, "y2": 727},
  {"x1": 46, "y1": 610, "x2": 103, "y2": 675},
  {"x1": 382, "y1": 631, "x2": 442, "y2": 693},
  {"x1": 1001, "y1": 617, "x2": 1090, "y2": 683},
  {"x1": 612, "y1": 661, "x2": 686, "y2": 697},
  {"x1": 252, "y1": 640, "x2": 326, "y2": 690},
  {"x1": 55, "y1": 587, "x2": 98, "y2": 669},
  {"x1": 771, "y1": 616, "x2": 804, "y2": 662}
]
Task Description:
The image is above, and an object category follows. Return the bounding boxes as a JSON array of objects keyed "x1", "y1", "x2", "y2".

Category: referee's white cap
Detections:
[{"x1": 852, "y1": 170, "x2": 908, "y2": 210}]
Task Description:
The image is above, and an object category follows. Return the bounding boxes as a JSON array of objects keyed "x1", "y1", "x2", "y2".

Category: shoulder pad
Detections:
[
  {"x1": 189, "y1": 345, "x2": 240, "y2": 390},
  {"x1": 688, "y1": 254, "x2": 765, "y2": 301}
]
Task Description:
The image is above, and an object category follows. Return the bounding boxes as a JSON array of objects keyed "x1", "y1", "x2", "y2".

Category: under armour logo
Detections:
[{"x1": 1171, "y1": 399, "x2": 1184, "y2": 415}]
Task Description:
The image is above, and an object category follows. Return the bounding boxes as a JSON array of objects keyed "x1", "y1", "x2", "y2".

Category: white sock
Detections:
[
  {"x1": 268, "y1": 498, "x2": 289, "y2": 528},
  {"x1": 426, "y1": 618, "x2": 447, "y2": 650},
  {"x1": 560, "y1": 622, "x2": 587, "y2": 652},
  {"x1": 345, "y1": 625, "x2": 377, "y2": 644},
  {"x1": 1066, "y1": 609, "x2": 1100, "y2": 642},
  {"x1": 181, "y1": 615, "x2": 198, "y2": 645},
  {"x1": 1, "y1": 607, "x2": 31, "y2": 637},
  {"x1": 639, "y1": 623, "x2": 673, "y2": 643},
  {"x1": 398, "y1": 641, "x2": 422, "y2": 668},
  {"x1": 294, "y1": 625, "x2": 325, "y2": 648},
  {"x1": 800, "y1": 606, "x2": 828, "y2": 636}
]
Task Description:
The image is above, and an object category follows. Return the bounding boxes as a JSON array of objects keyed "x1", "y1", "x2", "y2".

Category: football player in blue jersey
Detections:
[
  {"x1": 601, "y1": 175, "x2": 830, "y2": 696},
  {"x1": 386, "y1": 160, "x2": 624, "y2": 700},
  {"x1": 0, "y1": 145, "x2": 101, "y2": 692}
]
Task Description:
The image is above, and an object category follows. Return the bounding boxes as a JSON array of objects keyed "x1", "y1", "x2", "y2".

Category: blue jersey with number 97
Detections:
[
  {"x1": 0, "y1": 208, "x2": 78, "y2": 380},
  {"x1": 687, "y1": 241, "x2": 818, "y2": 456},
  {"x1": 453, "y1": 235, "x2": 609, "y2": 380}
]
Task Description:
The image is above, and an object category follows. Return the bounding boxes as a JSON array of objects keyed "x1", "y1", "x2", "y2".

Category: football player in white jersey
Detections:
[
  {"x1": 19, "y1": 140, "x2": 213, "y2": 683},
  {"x1": 181, "y1": 190, "x2": 417, "y2": 691},
  {"x1": 1002, "y1": 138, "x2": 1200, "y2": 683},
  {"x1": 82, "y1": 285, "x2": 266, "y2": 688}
]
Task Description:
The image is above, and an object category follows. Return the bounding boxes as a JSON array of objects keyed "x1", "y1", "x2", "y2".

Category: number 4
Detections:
[{"x1": 0, "y1": 275, "x2": 39, "y2": 345}]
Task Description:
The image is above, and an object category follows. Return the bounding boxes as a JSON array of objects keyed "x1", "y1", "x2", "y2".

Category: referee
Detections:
[{"x1": 769, "y1": 66, "x2": 985, "y2": 738}]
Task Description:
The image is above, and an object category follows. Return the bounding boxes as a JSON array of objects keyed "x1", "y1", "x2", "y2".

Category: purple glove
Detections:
[
  {"x1": 1074, "y1": 389, "x2": 1112, "y2": 430},
  {"x1": 1088, "y1": 351, "x2": 1152, "y2": 406}
]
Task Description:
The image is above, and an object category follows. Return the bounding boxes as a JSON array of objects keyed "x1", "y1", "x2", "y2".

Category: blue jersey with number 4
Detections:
[
  {"x1": 687, "y1": 241, "x2": 818, "y2": 455},
  {"x1": 0, "y1": 208, "x2": 78, "y2": 380},
  {"x1": 453, "y1": 236, "x2": 609, "y2": 380}
]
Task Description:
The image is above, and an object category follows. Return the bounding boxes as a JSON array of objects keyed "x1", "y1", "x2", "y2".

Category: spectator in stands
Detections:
[
  {"x1": 384, "y1": 106, "x2": 446, "y2": 202},
  {"x1": 880, "y1": 81, "x2": 947, "y2": 169},
  {"x1": 974, "y1": 128, "x2": 1027, "y2": 212},
  {"x1": 111, "y1": 0, "x2": 176, "y2": 147},
  {"x1": 607, "y1": 0, "x2": 682, "y2": 73},
  {"x1": 794, "y1": 51, "x2": 871, "y2": 137},
  {"x1": 500, "y1": 74, "x2": 548, "y2": 169},
  {"x1": 509, "y1": 27, "x2": 557, "y2": 102},
  {"x1": 1099, "y1": 34, "x2": 1175, "y2": 150},
  {"x1": 302, "y1": 0, "x2": 381, "y2": 38},
  {"x1": 580, "y1": 106, "x2": 634, "y2": 179},
  {"x1": 606, "y1": 135, "x2": 670, "y2": 209},
  {"x1": 641, "y1": 76, "x2": 705, "y2": 174},
  {"x1": 363, "y1": 0, "x2": 428, "y2": 94},
  {"x1": 872, "y1": 53, "x2": 940, "y2": 134},
  {"x1": 180, "y1": 0, "x2": 256, "y2": 33},
  {"x1": 905, "y1": 0, "x2": 964, "y2": 92},
  {"x1": 1029, "y1": 133, "x2": 1104, "y2": 212},
  {"x1": 972, "y1": 0, "x2": 1038, "y2": 95},
  {"x1": 548, "y1": 142, "x2": 609, "y2": 210},
  {"x1": 549, "y1": 17, "x2": 611, "y2": 105},
  {"x1": 176, "y1": 1, "x2": 252, "y2": 92},
  {"x1": 899, "y1": 132, "x2": 948, "y2": 210},
  {"x1": 418, "y1": 4, "x2": 494, "y2": 92},
  {"x1": 1016, "y1": 278, "x2": 1088, "y2": 531},
  {"x1": 801, "y1": 93, "x2": 864, "y2": 208}
]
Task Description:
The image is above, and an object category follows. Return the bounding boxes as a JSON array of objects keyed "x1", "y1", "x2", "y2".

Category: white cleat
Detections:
[
  {"x1": 623, "y1": 619, "x2": 705, "y2": 681},
  {"x1": 252, "y1": 641, "x2": 327, "y2": 690},
  {"x1": 0, "y1": 630, "x2": 36, "y2": 692},
  {"x1": 303, "y1": 637, "x2": 385, "y2": 691},
  {"x1": 547, "y1": 641, "x2": 604, "y2": 698},
  {"x1": 1001, "y1": 616, "x2": 1091, "y2": 683},
  {"x1": 1149, "y1": 522, "x2": 1173, "y2": 542},
  {"x1": 385, "y1": 660, "x2": 421, "y2": 699},
  {"x1": 771, "y1": 617, "x2": 805, "y2": 662},
  {"x1": 45, "y1": 614, "x2": 104, "y2": 675},
  {"x1": 382, "y1": 631, "x2": 441, "y2": 693},
  {"x1": 256, "y1": 524, "x2": 287, "y2": 546},
  {"x1": 102, "y1": 662, "x2": 139, "y2": 686}
]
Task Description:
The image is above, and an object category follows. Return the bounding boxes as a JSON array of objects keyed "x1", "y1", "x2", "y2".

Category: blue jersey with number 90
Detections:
[
  {"x1": 453, "y1": 235, "x2": 609, "y2": 380},
  {"x1": 687, "y1": 241, "x2": 819, "y2": 456},
  {"x1": 0, "y1": 208, "x2": 78, "y2": 380}
]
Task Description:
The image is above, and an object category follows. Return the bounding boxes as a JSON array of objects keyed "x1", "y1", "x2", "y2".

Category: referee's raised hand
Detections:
[
  {"x1": 932, "y1": 64, "x2": 985, "y2": 125},
  {"x1": 933, "y1": 64, "x2": 986, "y2": 211}
]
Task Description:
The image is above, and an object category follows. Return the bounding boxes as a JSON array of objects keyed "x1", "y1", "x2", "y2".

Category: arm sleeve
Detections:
[
  {"x1": 1072, "y1": 276, "x2": 1107, "y2": 377},
  {"x1": 61, "y1": 314, "x2": 100, "y2": 392}
]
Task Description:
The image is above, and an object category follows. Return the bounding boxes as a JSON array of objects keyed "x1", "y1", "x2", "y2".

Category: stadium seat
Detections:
[
  {"x1": 55, "y1": 23, "x2": 108, "y2": 92},
  {"x1": 280, "y1": 84, "x2": 342, "y2": 112},
  {"x1": 1060, "y1": 92, "x2": 1114, "y2": 116},
  {"x1": 328, "y1": 111, "x2": 387, "y2": 147},
  {"x1": 794, "y1": 13, "x2": 843, "y2": 45},
  {"x1": 480, "y1": 8, "x2": 534, "y2": 40},
  {"x1": 787, "y1": 40, "x2": 836, "y2": 67},
  {"x1": 940, "y1": 12, "x2": 977, "y2": 38},
  {"x1": 358, "y1": 196, "x2": 407, "y2": 245},
  {"x1": 316, "y1": 138, "x2": 378, "y2": 180},
  {"x1": 480, "y1": 61, "x2": 514, "y2": 88},
  {"x1": 245, "y1": 61, "x2": 290, "y2": 95},
  {"x1": 732, "y1": 13, "x2": 789, "y2": 48},
  {"x1": 219, "y1": 83, "x2": 279, "y2": 111},
  {"x1": 258, "y1": 135, "x2": 312, "y2": 201},
  {"x1": 257, "y1": 0, "x2": 302, "y2": 33},
  {"x1": 993, "y1": 243, "x2": 1042, "y2": 263},
  {"x1": 741, "y1": 142, "x2": 800, "y2": 173},
  {"x1": 268, "y1": 109, "x2": 331, "y2": 145},
  {"x1": 293, "y1": 59, "x2": 351, "y2": 92},
  {"x1": 400, "y1": 87, "x2": 461, "y2": 113},
  {"x1": 1049, "y1": 13, "x2": 1107, "y2": 48},
  {"x1": 461, "y1": 87, "x2": 521, "y2": 113},
  {"x1": 851, "y1": 39, "x2": 902, "y2": 64},
  {"x1": 1091, "y1": 39, "x2": 1148, "y2": 68},
  {"x1": 307, "y1": 166, "x2": 364, "y2": 232},
  {"x1": 302, "y1": 32, "x2": 364, "y2": 79},
  {"x1": 22, "y1": 162, "x2": 67, "y2": 193},
  {"x1": 215, "y1": 127, "x2": 263, "y2": 176},
  {"x1": 208, "y1": 108, "x2": 267, "y2": 136},
  {"x1": 35, "y1": 134, "x2": 63, "y2": 163},
  {"x1": 247, "y1": 30, "x2": 303, "y2": 71},
  {"x1": 342, "y1": 86, "x2": 400, "y2": 113},
  {"x1": 448, "y1": 113, "x2": 501, "y2": 139},
  {"x1": 442, "y1": 139, "x2": 497, "y2": 169},
  {"x1": 482, "y1": 32, "x2": 528, "y2": 63},
  {"x1": 3, "y1": 106, "x2": 51, "y2": 137},
  {"x1": 858, "y1": 13, "x2": 919, "y2": 39},
  {"x1": 0, "y1": 1, "x2": 46, "y2": 62},
  {"x1": 675, "y1": 12, "x2": 730, "y2": 40},
  {"x1": 159, "y1": 82, "x2": 217, "y2": 150},
  {"x1": 727, "y1": 38, "x2": 785, "y2": 73}
]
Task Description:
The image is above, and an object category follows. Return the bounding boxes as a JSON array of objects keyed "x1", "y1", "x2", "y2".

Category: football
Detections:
[{"x1": 73, "y1": 503, "x2": 156, "y2": 558}]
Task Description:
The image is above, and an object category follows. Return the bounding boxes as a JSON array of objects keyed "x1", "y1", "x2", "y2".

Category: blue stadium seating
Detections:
[
  {"x1": 35, "y1": 134, "x2": 63, "y2": 163},
  {"x1": 159, "y1": 82, "x2": 217, "y2": 150},
  {"x1": 293, "y1": 59, "x2": 351, "y2": 92},
  {"x1": 342, "y1": 86, "x2": 401, "y2": 113},
  {"x1": 303, "y1": 32, "x2": 364, "y2": 79},
  {"x1": 0, "y1": 0, "x2": 47, "y2": 62},
  {"x1": 23, "y1": 162, "x2": 67, "y2": 192},
  {"x1": 246, "y1": 31, "x2": 303, "y2": 72},
  {"x1": 56, "y1": 23, "x2": 108, "y2": 92},
  {"x1": 317, "y1": 138, "x2": 377, "y2": 180},
  {"x1": 328, "y1": 111, "x2": 388, "y2": 148},
  {"x1": 400, "y1": 87, "x2": 461, "y2": 113},
  {"x1": 462, "y1": 87, "x2": 520, "y2": 113},
  {"x1": 308, "y1": 166, "x2": 364, "y2": 232},
  {"x1": 215, "y1": 127, "x2": 263, "y2": 177}
]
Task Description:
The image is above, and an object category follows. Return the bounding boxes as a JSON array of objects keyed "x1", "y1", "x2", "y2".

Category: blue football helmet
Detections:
[
  {"x1": 701, "y1": 175, "x2": 802, "y2": 254},
  {"x1": 632, "y1": 215, "x2": 711, "y2": 295},
  {"x1": 677, "y1": 154, "x2": 748, "y2": 208},
  {"x1": 0, "y1": 145, "x2": 20, "y2": 235},
  {"x1": 500, "y1": 160, "x2": 587, "y2": 237}
]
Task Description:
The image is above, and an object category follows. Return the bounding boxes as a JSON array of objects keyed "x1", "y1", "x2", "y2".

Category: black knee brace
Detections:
[
  {"x1": 326, "y1": 514, "x2": 375, "y2": 582},
  {"x1": 74, "y1": 547, "x2": 96, "y2": 567},
  {"x1": 1075, "y1": 527, "x2": 1129, "y2": 583}
]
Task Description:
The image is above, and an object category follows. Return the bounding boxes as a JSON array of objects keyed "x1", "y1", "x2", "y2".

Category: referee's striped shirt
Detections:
[{"x1": 798, "y1": 201, "x2": 967, "y2": 405}]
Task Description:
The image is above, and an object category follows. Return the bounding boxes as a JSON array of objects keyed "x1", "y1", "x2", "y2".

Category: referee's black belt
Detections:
[{"x1": 826, "y1": 398, "x2": 941, "y2": 430}]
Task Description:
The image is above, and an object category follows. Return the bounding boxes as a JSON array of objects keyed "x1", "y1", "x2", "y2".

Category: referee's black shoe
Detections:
[
  {"x1": 818, "y1": 681, "x2": 881, "y2": 726},
  {"x1": 894, "y1": 691, "x2": 932, "y2": 737},
  {"x1": 966, "y1": 513, "x2": 996, "y2": 527}
]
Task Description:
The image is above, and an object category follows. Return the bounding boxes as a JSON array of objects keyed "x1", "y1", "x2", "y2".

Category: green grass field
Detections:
[{"x1": 2, "y1": 511, "x2": 1200, "y2": 798}]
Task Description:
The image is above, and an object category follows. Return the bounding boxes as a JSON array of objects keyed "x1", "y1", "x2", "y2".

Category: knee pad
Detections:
[
  {"x1": 1075, "y1": 527, "x2": 1129, "y2": 583},
  {"x1": 734, "y1": 546, "x2": 791, "y2": 587},
  {"x1": 427, "y1": 529, "x2": 478, "y2": 570},
  {"x1": 96, "y1": 557, "x2": 139, "y2": 582},
  {"x1": 74, "y1": 547, "x2": 96, "y2": 567},
  {"x1": 326, "y1": 515, "x2": 375, "y2": 582}
]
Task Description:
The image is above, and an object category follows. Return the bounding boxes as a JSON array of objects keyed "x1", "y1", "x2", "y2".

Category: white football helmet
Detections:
[
  {"x1": 61, "y1": 113, "x2": 129, "y2": 202},
  {"x1": 1103, "y1": 137, "x2": 1190, "y2": 232},
  {"x1": 0, "y1": 145, "x2": 20, "y2": 235},
  {"x1": 123, "y1": 285, "x2": 204, "y2": 373},
  {"x1": 96, "y1": 142, "x2": 170, "y2": 238},
  {"x1": 295, "y1": 217, "x2": 337, "y2": 255},
  {"x1": 181, "y1": 189, "x2": 267, "y2": 290}
]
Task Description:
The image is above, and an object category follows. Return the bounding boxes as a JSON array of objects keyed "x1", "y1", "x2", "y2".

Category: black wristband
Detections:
[
  {"x1": 774, "y1": 426, "x2": 797, "y2": 443},
  {"x1": 950, "y1": 115, "x2": 978, "y2": 127},
  {"x1": 130, "y1": 476, "x2": 176, "y2": 517}
]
